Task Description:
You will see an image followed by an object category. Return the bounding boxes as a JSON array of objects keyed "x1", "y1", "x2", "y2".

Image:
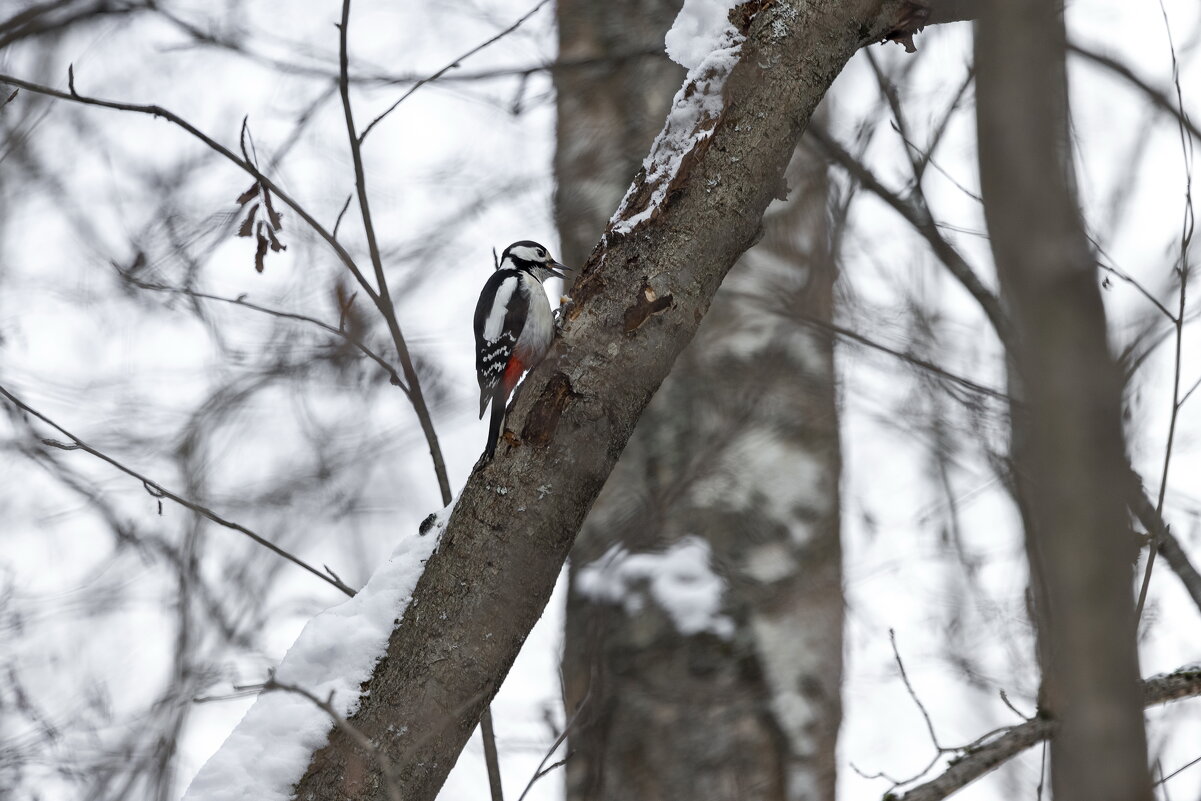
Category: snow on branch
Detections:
[
  {"x1": 890, "y1": 664, "x2": 1201, "y2": 801},
  {"x1": 182, "y1": 503, "x2": 454, "y2": 801},
  {"x1": 609, "y1": 0, "x2": 747, "y2": 234},
  {"x1": 576, "y1": 537, "x2": 735, "y2": 638}
]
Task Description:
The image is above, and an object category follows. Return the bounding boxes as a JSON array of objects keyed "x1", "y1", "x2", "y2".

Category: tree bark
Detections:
[
  {"x1": 290, "y1": 2, "x2": 912, "y2": 800},
  {"x1": 975, "y1": 3, "x2": 1152, "y2": 801}
]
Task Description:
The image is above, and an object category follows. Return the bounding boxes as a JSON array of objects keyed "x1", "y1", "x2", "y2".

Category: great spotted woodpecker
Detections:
[{"x1": 474, "y1": 241, "x2": 570, "y2": 460}]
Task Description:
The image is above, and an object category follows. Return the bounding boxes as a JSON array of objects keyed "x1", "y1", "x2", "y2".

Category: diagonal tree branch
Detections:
[
  {"x1": 894, "y1": 666, "x2": 1201, "y2": 801},
  {"x1": 283, "y1": 2, "x2": 922, "y2": 800},
  {"x1": 1129, "y1": 473, "x2": 1201, "y2": 618},
  {"x1": 806, "y1": 124, "x2": 1015, "y2": 346},
  {"x1": 1070, "y1": 44, "x2": 1201, "y2": 148},
  {"x1": 0, "y1": 382, "x2": 357, "y2": 597}
]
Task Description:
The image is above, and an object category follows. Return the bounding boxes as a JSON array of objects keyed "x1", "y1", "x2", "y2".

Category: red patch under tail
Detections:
[{"x1": 502, "y1": 357, "x2": 525, "y2": 395}]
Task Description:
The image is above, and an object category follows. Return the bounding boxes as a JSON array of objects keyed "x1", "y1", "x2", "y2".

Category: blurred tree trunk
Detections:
[
  {"x1": 556, "y1": 5, "x2": 843, "y2": 800},
  {"x1": 975, "y1": 3, "x2": 1152, "y2": 801}
]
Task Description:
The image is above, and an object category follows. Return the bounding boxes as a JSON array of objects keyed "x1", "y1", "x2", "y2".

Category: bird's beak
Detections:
[{"x1": 549, "y1": 260, "x2": 572, "y2": 279}]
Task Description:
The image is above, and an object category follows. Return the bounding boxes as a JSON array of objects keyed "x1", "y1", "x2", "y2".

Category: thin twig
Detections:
[
  {"x1": 337, "y1": 0, "x2": 451, "y2": 505},
  {"x1": 126, "y1": 275, "x2": 407, "y2": 390},
  {"x1": 1035, "y1": 740, "x2": 1047, "y2": 801},
  {"x1": 1135, "y1": 264, "x2": 1188, "y2": 621},
  {"x1": 358, "y1": 0, "x2": 553, "y2": 144},
  {"x1": 0, "y1": 69, "x2": 451, "y2": 499},
  {"x1": 718, "y1": 287, "x2": 1009, "y2": 401},
  {"x1": 480, "y1": 707, "x2": 504, "y2": 801},
  {"x1": 516, "y1": 683, "x2": 592, "y2": 801},
  {"x1": 1135, "y1": 1, "x2": 1194, "y2": 622},
  {"x1": 261, "y1": 676, "x2": 402, "y2": 801},
  {"x1": 807, "y1": 125, "x2": 1015, "y2": 348},
  {"x1": 0, "y1": 72, "x2": 381, "y2": 305},
  {"x1": 998, "y1": 689, "x2": 1032, "y2": 722},
  {"x1": 1129, "y1": 475, "x2": 1201, "y2": 618},
  {"x1": 153, "y1": 7, "x2": 660, "y2": 92},
  {"x1": 332, "y1": 193, "x2": 353, "y2": 238},
  {"x1": 1098, "y1": 261, "x2": 1176, "y2": 321},
  {"x1": 892, "y1": 666, "x2": 1201, "y2": 801},
  {"x1": 1069, "y1": 44, "x2": 1201, "y2": 148},
  {"x1": 1178, "y1": 372, "x2": 1201, "y2": 409},
  {"x1": 1157, "y1": 753, "x2": 1201, "y2": 786},
  {"x1": 890, "y1": 629, "x2": 944, "y2": 750},
  {"x1": 0, "y1": 382, "x2": 357, "y2": 598}
]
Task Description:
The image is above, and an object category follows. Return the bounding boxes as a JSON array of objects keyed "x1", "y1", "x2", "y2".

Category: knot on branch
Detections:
[{"x1": 623, "y1": 281, "x2": 674, "y2": 334}]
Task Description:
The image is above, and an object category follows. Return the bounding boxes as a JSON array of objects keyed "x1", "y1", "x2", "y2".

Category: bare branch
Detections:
[
  {"x1": 1129, "y1": 475, "x2": 1201, "y2": 618},
  {"x1": 0, "y1": 66, "x2": 452, "y2": 504},
  {"x1": 807, "y1": 125, "x2": 1014, "y2": 347},
  {"x1": 891, "y1": 630, "x2": 946, "y2": 750},
  {"x1": 118, "y1": 271, "x2": 408, "y2": 390},
  {"x1": 515, "y1": 681, "x2": 591, "y2": 801},
  {"x1": 1070, "y1": 44, "x2": 1201, "y2": 149},
  {"x1": 337, "y1": 0, "x2": 451, "y2": 505},
  {"x1": 0, "y1": 382, "x2": 357, "y2": 598},
  {"x1": 153, "y1": 5, "x2": 657, "y2": 92},
  {"x1": 1134, "y1": 3, "x2": 1194, "y2": 623},
  {"x1": 0, "y1": 71, "x2": 382, "y2": 309},
  {"x1": 895, "y1": 666, "x2": 1201, "y2": 801},
  {"x1": 358, "y1": 0, "x2": 553, "y2": 143},
  {"x1": 1158, "y1": 753, "x2": 1201, "y2": 787},
  {"x1": 260, "y1": 677, "x2": 402, "y2": 801},
  {"x1": 480, "y1": 707, "x2": 504, "y2": 801}
]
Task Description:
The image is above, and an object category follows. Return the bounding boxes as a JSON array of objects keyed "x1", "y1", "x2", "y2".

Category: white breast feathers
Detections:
[{"x1": 514, "y1": 271, "x2": 553, "y2": 365}]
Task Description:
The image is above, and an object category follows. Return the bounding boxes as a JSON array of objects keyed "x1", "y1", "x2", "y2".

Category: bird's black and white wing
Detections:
[{"x1": 474, "y1": 268, "x2": 529, "y2": 417}]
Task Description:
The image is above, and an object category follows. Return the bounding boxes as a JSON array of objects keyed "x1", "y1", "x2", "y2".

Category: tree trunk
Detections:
[
  {"x1": 554, "y1": 6, "x2": 843, "y2": 797},
  {"x1": 561, "y1": 146, "x2": 843, "y2": 801},
  {"x1": 975, "y1": 3, "x2": 1152, "y2": 801},
  {"x1": 289, "y1": 3, "x2": 911, "y2": 800}
]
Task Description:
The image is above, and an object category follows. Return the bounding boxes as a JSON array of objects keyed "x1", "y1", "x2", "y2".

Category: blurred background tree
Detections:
[{"x1": 555, "y1": 3, "x2": 842, "y2": 799}]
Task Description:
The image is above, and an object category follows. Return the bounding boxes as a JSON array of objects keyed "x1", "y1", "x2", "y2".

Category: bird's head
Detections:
[{"x1": 500, "y1": 240, "x2": 571, "y2": 281}]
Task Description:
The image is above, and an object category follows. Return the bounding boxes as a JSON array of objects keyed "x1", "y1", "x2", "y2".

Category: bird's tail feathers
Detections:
[{"x1": 483, "y1": 386, "x2": 507, "y2": 460}]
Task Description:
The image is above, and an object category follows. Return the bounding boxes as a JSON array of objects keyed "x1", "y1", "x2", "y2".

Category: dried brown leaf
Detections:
[
  {"x1": 237, "y1": 203, "x2": 259, "y2": 238},
  {"x1": 262, "y1": 189, "x2": 283, "y2": 231},
  {"x1": 236, "y1": 183, "x2": 259, "y2": 206},
  {"x1": 265, "y1": 225, "x2": 285, "y2": 253},
  {"x1": 254, "y1": 232, "x2": 269, "y2": 273}
]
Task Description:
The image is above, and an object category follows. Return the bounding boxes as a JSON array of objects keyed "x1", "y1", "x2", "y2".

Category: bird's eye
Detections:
[{"x1": 537, "y1": 249, "x2": 546, "y2": 258}]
